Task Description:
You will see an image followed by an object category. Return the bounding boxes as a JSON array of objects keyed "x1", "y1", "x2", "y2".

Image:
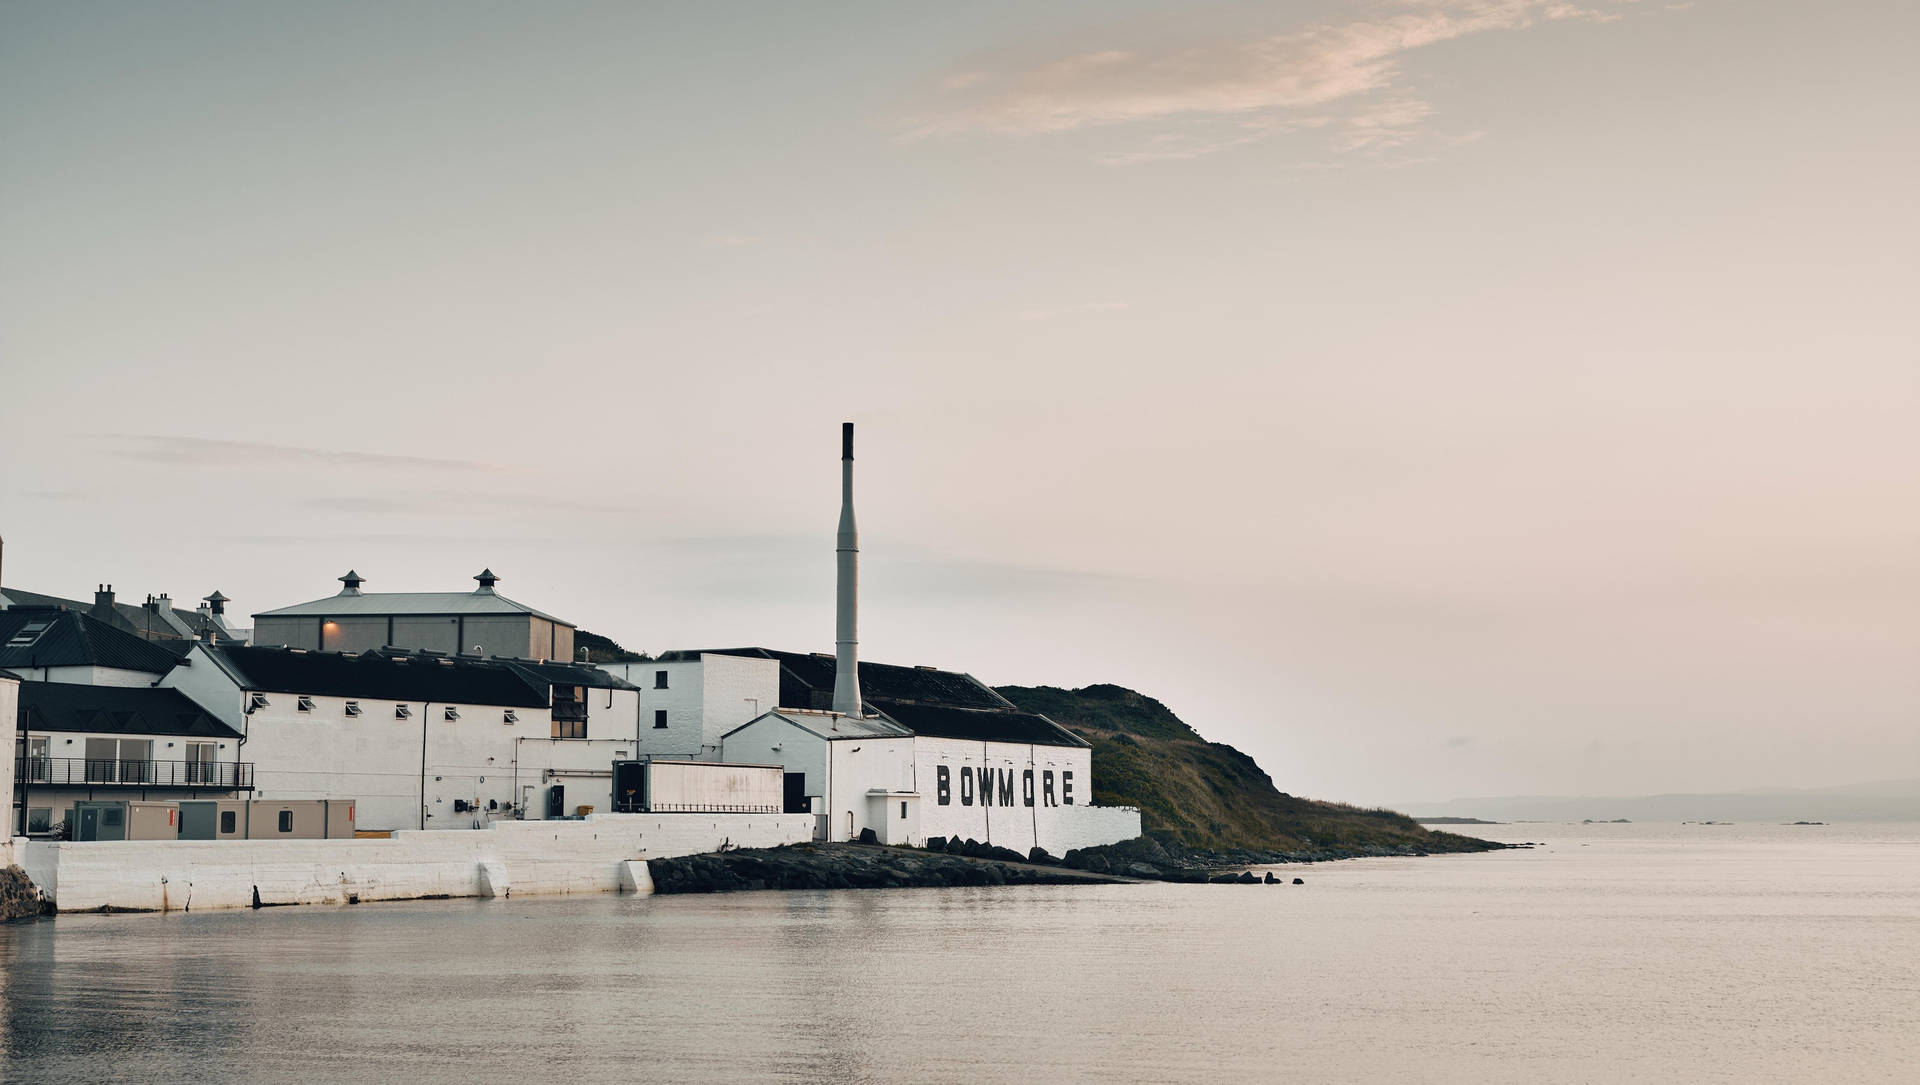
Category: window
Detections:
[
  {"x1": 249, "y1": 693, "x2": 270, "y2": 711},
  {"x1": 654, "y1": 709, "x2": 668, "y2": 729},
  {"x1": 296, "y1": 696, "x2": 315, "y2": 712},
  {"x1": 503, "y1": 709, "x2": 518, "y2": 724},
  {"x1": 186, "y1": 743, "x2": 216, "y2": 784},
  {"x1": 901, "y1": 801, "x2": 908, "y2": 819},
  {"x1": 551, "y1": 685, "x2": 586, "y2": 738},
  {"x1": 27, "y1": 808, "x2": 52, "y2": 833},
  {"x1": 654, "y1": 670, "x2": 669, "y2": 689},
  {"x1": 104, "y1": 808, "x2": 124, "y2": 828},
  {"x1": 25, "y1": 737, "x2": 49, "y2": 782},
  {"x1": 220, "y1": 811, "x2": 237, "y2": 834},
  {"x1": 278, "y1": 810, "x2": 293, "y2": 833},
  {"x1": 344, "y1": 701, "x2": 362, "y2": 717},
  {"x1": 395, "y1": 704, "x2": 412, "y2": 719},
  {"x1": 444, "y1": 706, "x2": 460, "y2": 721},
  {"x1": 552, "y1": 715, "x2": 587, "y2": 740}
]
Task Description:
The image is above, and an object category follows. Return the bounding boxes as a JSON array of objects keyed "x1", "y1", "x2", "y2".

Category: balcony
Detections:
[{"x1": 18, "y1": 757, "x2": 255, "y2": 790}]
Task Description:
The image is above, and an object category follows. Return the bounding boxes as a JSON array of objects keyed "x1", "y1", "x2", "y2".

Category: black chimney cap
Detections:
[
  {"x1": 474, "y1": 568, "x2": 499, "y2": 590},
  {"x1": 842, "y1": 421, "x2": 853, "y2": 460},
  {"x1": 339, "y1": 570, "x2": 364, "y2": 587}
]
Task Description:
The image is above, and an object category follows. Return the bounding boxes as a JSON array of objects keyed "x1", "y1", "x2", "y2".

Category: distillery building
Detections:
[{"x1": 251, "y1": 569, "x2": 576, "y2": 660}]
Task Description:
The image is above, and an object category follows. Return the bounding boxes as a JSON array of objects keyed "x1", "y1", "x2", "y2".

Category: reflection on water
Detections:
[{"x1": 4, "y1": 822, "x2": 1917, "y2": 1083}]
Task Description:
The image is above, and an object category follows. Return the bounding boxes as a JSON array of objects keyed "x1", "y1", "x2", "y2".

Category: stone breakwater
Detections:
[
  {"x1": 1054, "y1": 832, "x2": 1510, "y2": 882},
  {"x1": 2, "y1": 866, "x2": 47, "y2": 922}
]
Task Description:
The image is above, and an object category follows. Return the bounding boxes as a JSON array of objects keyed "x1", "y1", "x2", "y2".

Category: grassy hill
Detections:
[{"x1": 997, "y1": 683, "x2": 1497, "y2": 855}]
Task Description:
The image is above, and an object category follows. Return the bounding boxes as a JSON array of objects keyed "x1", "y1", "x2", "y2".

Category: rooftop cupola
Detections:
[
  {"x1": 473, "y1": 568, "x2": 500, "y2": 594},
  {"x1": 203, "y1": 590, "x2": 229, "y2": 616},
  {"x1": 337, "y1": 570, "x2": 365, "y2": 596}
]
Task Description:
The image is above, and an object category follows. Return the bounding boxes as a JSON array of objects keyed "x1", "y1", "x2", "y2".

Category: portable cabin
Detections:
[
  {"x1": 178, "y1": 799, "x2": 355, "y2": 839},
  {"x1": 72, "y1": 800, "x2": 180, "y2": 841}
]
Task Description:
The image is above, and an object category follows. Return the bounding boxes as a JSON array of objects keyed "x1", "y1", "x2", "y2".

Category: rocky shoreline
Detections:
[
  {"x1": 2, "y1": 866, "x2": 48, "y2": 922},
  {"x1": 646, "y1": 832, "x2": 1514, "y2": 895}
]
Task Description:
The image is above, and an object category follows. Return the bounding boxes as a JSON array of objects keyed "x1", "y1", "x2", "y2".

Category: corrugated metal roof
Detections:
[
  {"x1": 876, "y1": 702, "x2": 1090, "y2": 748},
  {"x1": 726, "y1": 710, "x2": 914, "y2": 743},
  {"x1": 18, "y1": 681, "x2": 244, "y2": 739},
  {"x1": 680, "y1": 648, "x2": 1015, "y2": 710},
  {"x1": 0, "y1": 607, "x2": 183, "y2": 675},
  {"x1": 252, "y1": 590, "x2": 571, "y2": 624}
]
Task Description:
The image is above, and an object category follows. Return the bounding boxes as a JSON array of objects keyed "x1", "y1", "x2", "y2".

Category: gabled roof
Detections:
[
  {"x1": 0, "y1": 607, "x2": 183, "y2": 675},
  {"x1": 194, "y1": 645, "x2": 633, "y2": 706},
  {"x1": 252, "y1": 590, "x2": 570, "y2": 624},
  {"x1": 722, "y1": 709, "x2": 914, "y2": 743},
  {"x1": 18, "y1": 681, "x2": 243, "y2": 739},
  {"x1": 684, "y1": 647, "x2": 1088, "y2": 748},
  {"x1": 677, "y1": 648, "x2": 1016, "y2": 711},
  {"x1": 201, "y1": 644, "x2": 552, "y2": 707},
  {"x1": 875, "y1": 702, "x2": 1089, "y2": 748}
]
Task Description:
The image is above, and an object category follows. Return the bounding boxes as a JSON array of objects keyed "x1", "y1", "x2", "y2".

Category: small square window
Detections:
[
  {"x1": 503, "y1": 709, "x2": 518, "y2": 724},
  {"x1": 444, "y1": 706, "x2": 460, "y2": 721},
  {"x1": 654, "y1": 670, "x2": 669, "y2": 689},
  {"x1": 395, "y1": 704, "x2": 412, "y2": 720},
  {"x1": 278, "y1": 810, "x2": 293, "y2": 833},
  {"x1": 344, "y1": 701, "x2": 362, "y2": 717},
  {"x1": 27, "y1": 808, "x2": 52, "y2": 833},
  {"x1": 249, "y1": 693, "x2": 270, "y2": 710},
  {"x1": 654, "y1": 709, "x2": 668, "y2": 729},
  {"x1": 296, "y1": 696, "x2": 315, "y2": 712}
]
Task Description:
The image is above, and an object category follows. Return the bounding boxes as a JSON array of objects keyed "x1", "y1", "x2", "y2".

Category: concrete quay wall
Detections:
[{"x1": 21, "y1": 813, "x2": 813, "y2": 914}]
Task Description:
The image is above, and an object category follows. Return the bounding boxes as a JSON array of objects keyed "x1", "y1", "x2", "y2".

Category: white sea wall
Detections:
[{"x1": 26, "y1": 812, "x2": 812, "y2": 914}]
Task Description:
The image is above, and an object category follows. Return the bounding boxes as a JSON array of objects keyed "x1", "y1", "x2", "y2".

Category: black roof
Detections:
[
  {"x1": 0, "y1": 607, "x2": 184, "y2": 675},
  {"x1": 200, "y1": 645, "x2": 633, "y2": 706},
  {"x1": 875, "y1": 702, "x2": 1089, "y2": 748},
  {"x1": 18, "y1": 681, "x2": 243, "y2": 739},
  {"x1": 683, "y1": 648, "x2": 1016, "y2": 710},
  {"x1": 680, "y1": 647, "x2": 1086, "y2": 748}
]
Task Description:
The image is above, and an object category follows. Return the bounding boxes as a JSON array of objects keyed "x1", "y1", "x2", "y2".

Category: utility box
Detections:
[
  {"x1": 178, "y1": 799, "x2": 356, "y2": 840},
  {"x1": 73, "y1": 800, "x2": 180, "y2": 842}
]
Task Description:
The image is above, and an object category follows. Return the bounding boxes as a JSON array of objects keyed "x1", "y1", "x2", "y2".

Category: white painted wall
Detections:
[
  {"x1": 720, "y1": 714, "x2": 826, "y2": 809},
  {"x1": 913, "y1": 737, "x2": 1117, "y2": 855},
  {"x1": 645, "y1": 761, "x2": 781, "y2": 812},
  {"x1": 602, "y1": 655, "x2": 779, "y2": 760},
  {"x1": 160, "y1": 646, "x2": 248, "y2": 730},
  {"x1": 1, "y1": 676, "x2": 16, "y2": 838},
  {"x1": 12, "y1": 726, "x2": 245, "y2": 831},
  {"x1": 826, "y1": 737, "x2": 916, "y2": 843},
  {"x1": 23, "y1": 811, "x2": 814, "y2": 913},
  {"x1": 5, "y1": 665, "x2": 167, "y2": 687}
]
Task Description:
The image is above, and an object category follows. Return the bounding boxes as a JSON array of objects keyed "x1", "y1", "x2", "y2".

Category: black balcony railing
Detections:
[{"x1": 19, "y1": 757, "x2": 255, "y2": 790}]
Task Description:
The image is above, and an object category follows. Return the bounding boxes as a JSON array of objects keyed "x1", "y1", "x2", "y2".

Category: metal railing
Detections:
[{"x1": 19, "y1": 757, "x2": 255, "y2": 790}]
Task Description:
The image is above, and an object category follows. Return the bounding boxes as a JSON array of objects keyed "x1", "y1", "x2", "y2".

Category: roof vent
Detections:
[
  {"x1": 203, "y1": 590, "x2": 229, "y2": 616},
  {"x1": 338, "y1": 570, "x2": 365, "y2": 596},
  {"x1": 473, "y1": 568, "x2": 499, "y2": 593}
]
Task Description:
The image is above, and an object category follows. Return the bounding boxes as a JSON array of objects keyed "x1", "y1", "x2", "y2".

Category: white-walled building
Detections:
[
  {"x1": 161, "y1": 644, "x2": 644, "y2": 831},
  {"x1": 0, "y1": 607, "x2": 184, "y2": 688},
  {"x1": 595, "y1": 653, "x2": 781, "y2": 760},
  {"x1": 252, "y1": 569, "x2": 576, "y2": 661},
  {"x1": 2, "y1": 672, "x2": 17, "y2": 840},
  {"x1": 12, "y1": 680, "x2": 250, "y2": 836}
]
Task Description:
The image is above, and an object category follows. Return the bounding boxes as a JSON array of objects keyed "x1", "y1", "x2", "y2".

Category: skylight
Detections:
[{"x1": 5, "y1": 619, "x2": 53, "y2": 649}]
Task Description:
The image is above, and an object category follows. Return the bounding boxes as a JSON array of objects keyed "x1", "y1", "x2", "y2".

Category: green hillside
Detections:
[{"x1": 997, "y1": 684, "x2": 1497, "y2": 855}]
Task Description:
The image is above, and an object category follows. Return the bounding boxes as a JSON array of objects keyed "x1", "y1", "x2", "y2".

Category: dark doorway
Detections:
[
  {"x1": 614, "y1": 761, "x2": 646, "y2": 813},
  {"x1": 546, "y1": 784, "x2": 566, "y2": 819},
  {"x1": 783, "y1": 773, "x2": 810, "y2": 814}
]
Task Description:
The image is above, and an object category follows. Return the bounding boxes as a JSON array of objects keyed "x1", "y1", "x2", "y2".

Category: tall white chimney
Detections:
[{"x1": 831, "y1": 421, "x2": 863, "y2": 716}]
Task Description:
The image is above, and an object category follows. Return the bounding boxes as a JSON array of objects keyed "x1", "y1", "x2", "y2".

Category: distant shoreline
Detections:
[{"x1": 1413, "y1": 816, "x2": 1503, "y2": 825}]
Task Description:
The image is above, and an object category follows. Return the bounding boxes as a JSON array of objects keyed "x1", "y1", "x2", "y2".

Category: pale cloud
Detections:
[
  {"x1": 910, "y1": 0, "x2": 1637, "y2": 160},
  {"x1": 108, "y1": 436, "x2": 506, "y2": 475}
]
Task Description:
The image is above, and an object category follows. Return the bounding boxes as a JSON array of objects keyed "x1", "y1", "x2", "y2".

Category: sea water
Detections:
[{"x1": 2, "y1": 821, "x2": 1915, "y2": 1083}]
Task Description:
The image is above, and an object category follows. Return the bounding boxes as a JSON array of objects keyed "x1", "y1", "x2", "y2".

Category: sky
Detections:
[{"x1": 3, "y1": 0, "x2": 1915, "y2": 807}]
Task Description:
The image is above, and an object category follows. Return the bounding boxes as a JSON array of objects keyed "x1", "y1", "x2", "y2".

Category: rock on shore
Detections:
[
  {"x1": 2, "y1": 866, "x2": 47, "y2": 922},
  {"x1": 646, "y1": 843, "x2": 1127, "y2": 894}
]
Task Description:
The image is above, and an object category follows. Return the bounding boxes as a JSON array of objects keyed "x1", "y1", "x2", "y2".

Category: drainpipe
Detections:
[{"x1": 418, "y1": 702, "x2": 433, "y2": 830}]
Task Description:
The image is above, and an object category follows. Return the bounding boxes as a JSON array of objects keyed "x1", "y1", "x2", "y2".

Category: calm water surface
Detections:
[{"x1": 3, "y1": 822, "x2": 1916, "y2": 1083}]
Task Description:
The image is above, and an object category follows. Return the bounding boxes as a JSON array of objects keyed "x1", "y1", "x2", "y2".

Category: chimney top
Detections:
[
  {"x1": 474, "y1": 568, "x2": 499, "y2": 593},
  {"x1": 842, "y1": 421, "x2": 853, "y2": 460},
  {"x1": 204, "y1": 590, "x2": 228, "y2": 615},
  {"x1": 338, "y1": 570, "x2": 365, "y2": 596}
]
